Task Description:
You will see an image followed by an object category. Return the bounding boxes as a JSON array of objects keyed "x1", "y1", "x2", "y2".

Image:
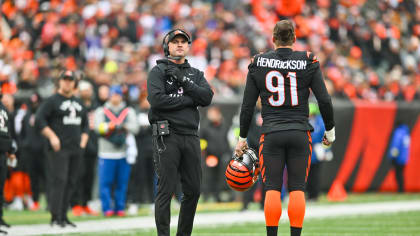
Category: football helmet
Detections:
[{"x1": 225, "y1": 148, "x2": 259, "y2": 192}]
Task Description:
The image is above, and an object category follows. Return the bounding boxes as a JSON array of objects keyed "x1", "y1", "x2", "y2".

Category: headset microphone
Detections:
[{"x1": 167, "y1": 55, "x2": 182, "y2": 60}]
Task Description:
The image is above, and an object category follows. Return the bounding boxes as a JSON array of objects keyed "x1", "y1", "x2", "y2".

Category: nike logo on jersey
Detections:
[
  {"x1": 166, "y1": 80, "x2": 173, "y2": 85},
  {"x1": 256, "y1": 57, "x2": 307, "y2": 70}
]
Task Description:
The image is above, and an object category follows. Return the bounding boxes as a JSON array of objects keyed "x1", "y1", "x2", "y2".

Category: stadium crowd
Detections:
[
  {"x1": 0, "y1": 0, "x2": 419, "y2": 218},
  {"x1": 1, "y1": 0, "x2": 419, "y2": 104}
]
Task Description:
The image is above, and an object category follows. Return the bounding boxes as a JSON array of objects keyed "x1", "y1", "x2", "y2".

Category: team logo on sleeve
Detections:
[{"x1": 60, "y1": 100, "x2": 83, "y2": 125}]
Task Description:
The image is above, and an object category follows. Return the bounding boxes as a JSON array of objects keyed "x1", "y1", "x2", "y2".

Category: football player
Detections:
[{"x1": 235, "y1": 19, "x2": 335, "y2": 236}]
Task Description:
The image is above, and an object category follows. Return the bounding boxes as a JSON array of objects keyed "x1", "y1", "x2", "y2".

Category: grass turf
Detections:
[
  {"x1": 76, "y1": 210, "x2": 420, "y2": 236},
  {"x1": 3, "y1": 193, "x2": 420, "y2": 225}
]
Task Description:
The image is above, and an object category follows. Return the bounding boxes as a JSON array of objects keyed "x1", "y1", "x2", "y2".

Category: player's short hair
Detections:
[{"x1": 273, "y1": 20, "x2": 295, "y2": 46}]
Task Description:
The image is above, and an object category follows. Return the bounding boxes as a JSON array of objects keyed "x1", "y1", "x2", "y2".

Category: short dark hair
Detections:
[{"x1": 273, "y1": 20, "x2": 295, "y2": 46}]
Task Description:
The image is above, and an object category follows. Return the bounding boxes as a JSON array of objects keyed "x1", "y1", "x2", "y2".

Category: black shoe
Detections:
[
  {"x1": 63, "y1": 218, "x2": 76, "y2": 228},
  {"x1": 0, "y1": 219, "x2": 10, "y2": 228},
  {"x1": 0, "y1": 228, "x2": 7, "y2": 234}
]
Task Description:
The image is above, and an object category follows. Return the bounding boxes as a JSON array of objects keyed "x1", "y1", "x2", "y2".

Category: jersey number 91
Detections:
[{"x1": 265, "y1": 71, "x2": 298, "y2": 107}]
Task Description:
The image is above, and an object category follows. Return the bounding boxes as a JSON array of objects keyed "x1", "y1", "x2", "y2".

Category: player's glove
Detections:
[
  {"x1": 322, "y1": 127, "x2": 335, "y2": 147},
  {"x1": 166, "y1": 65, "x2": 186, "y2": 84}
]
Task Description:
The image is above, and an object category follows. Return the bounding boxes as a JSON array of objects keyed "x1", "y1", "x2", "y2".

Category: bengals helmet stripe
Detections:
[
  {"x1": 225, "y1": 148, "x2": 259, "y2": 192},
  {"x1": 225, "y1": 170, "x2": 250, "y2": 180}
]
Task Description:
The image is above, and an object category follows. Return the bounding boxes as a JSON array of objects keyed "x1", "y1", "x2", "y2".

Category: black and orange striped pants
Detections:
[{"x1": 259, "y1": 130, "x2": 312, "y2": 192}]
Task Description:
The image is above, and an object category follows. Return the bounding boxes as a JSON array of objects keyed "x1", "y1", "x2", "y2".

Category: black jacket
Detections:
[
  {"x1": 147, "y1": 59, "x2": 213, "y2": 135},
  {"x1": 0, "y1": 102, "x2": 15, "y2": 153},
  {"x1": 200, "y1": 120, "x2": 230, "y2": 159},
  {"x1": 20, "y1": 109, "x2": 47, "y2": 150}
]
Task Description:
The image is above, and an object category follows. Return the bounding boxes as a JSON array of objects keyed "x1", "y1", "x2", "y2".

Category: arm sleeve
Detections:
[
  {"x1": 35, "y1": 98, "x2": 52, "y2": 131},
  {"x1": 183, "y1": 71, "x2": 214, "y2": 107},
  {"x1": 388, "y1": 129, "x2": 401, "y2": 157},
  {"x1": 239, "y1": 63, "x2": 259, "y2": 138},
  {"x1": 124, "y1": 108, "x2": 140, "y2": 135},
  {"x1": 147, "y1": 67, "x2": 195, "y2": 111},
  {"x1": 309, "y1": 61, "x2": 335, "y2": 131}
]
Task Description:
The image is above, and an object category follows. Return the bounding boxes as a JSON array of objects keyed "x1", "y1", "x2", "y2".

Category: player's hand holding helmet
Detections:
[
  {"x1": 225, "y1": 148, "x2": 259, "y2": 192},
  {"x1": 322, "y1": 127, "x2": 335, "y2": 147}
]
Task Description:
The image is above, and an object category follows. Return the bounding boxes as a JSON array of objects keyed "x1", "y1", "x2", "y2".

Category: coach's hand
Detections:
[
  {"x1": 322, "y1": 127, "x2": 335, "y2": 147},
  {"x1": 166, "y1": 65, "x2": 184, "y2": 84},
  {"x1": 235, "y1": 137, "x2": 248, "y2": 157},
  {"x1": 49, "y1": 135, "x2": 61, "y2": 152}
]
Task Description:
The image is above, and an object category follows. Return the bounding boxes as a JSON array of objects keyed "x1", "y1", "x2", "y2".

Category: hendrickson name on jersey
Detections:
[{"x1": 256, "y1": 57, "x2": 307, "y2": 70}]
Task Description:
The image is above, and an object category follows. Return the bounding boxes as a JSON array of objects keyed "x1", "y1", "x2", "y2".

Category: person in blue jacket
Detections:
[
  {"x1": 306, "y1": 103, "x2": 333, "y2": 201},
  {"x1": 388, "y1": 123, "x2": 411, "y2": 192}
]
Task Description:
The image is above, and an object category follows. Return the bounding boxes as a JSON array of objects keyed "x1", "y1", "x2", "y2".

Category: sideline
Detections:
[{"x1": 5, "y1": 200, "x2": 420, "y2": 236}]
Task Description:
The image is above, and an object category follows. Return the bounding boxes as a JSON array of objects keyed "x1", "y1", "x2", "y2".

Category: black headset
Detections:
[{"x1": 162, "y1": 29, "x2": 192, "y2": 57}]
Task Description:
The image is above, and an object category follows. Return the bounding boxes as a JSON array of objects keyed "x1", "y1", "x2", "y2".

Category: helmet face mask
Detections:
[{"x1": 225, "y1": 148, "x2": 259, "y2": 192}]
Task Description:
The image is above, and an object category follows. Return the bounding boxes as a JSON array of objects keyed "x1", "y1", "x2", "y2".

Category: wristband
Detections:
[
  {"x1": 325, "y1": 127, "x2": 335, "y2": 142},
  {"x1": 238, "y1": 136, "x2": 247, "y2": 142}
]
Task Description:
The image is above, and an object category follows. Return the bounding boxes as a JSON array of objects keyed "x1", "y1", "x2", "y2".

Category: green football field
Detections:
[
  {"x1": 3, "y1": 193, "x2": 420, "y2": 235},
  {"x1": 4, "y1": 193, "x2": 420, "y2": 225},
  {"x1": 74, "y1": 210, "x2": 420, "y2": 236}
]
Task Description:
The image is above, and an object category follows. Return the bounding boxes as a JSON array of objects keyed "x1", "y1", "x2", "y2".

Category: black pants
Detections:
[
  {"x1": 260, "y1": 130, "x2": 311, "y2": 192},
  {"x1": 242, "y1": 179, "x2": 265, "y2": 210},
  {"x1": 20, "y1": 148, "x2": 47, "y2": 202},
  {"x1": 128, "y1": 150, "x2": 155, "y2": 204},
  {"x1": 306, "y1": 162, "x2": 321, "y2": 200},
  {"x1": 140, "y1": 154, "x2": 155, "y2": 203},
  {"x1": 153, "y1": 133, "x2": 201, "y2": 236},
  {"x1": 127, "y1": 155, "x2": 142, "y2": 204},
  {"x1": 392, "y1": 159, "x2": 405, "y2": 193},
  {"x1": 202, "y1": 160, "x2": 222, "y2": 202},
  {"x1": 0, "y1": 154, "x2": 7, "y2": 218},
  {"x1": 47, "y1": 148, "x2": 83, "y2": 220},
  {"x1": 71, "y1": 152, "x2": 97, "y2": 207}
]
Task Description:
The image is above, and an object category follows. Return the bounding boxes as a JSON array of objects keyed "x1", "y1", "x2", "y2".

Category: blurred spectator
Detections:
[
  {"x1": 241, "y1": 100, "x2": 265, "y2": 211},
  {"x1": 17, "y1": 93, "x2": 47, "y2": 211},
  {"x1": 35, "y1": 70, "x2": 89, "y2": 227},
  {"x1": 387, "y1": 122, "x2": 411, "y2": 193},
  {"x1": 0, "y1": 87, "x2": 17, "y2": 231},
  {"x1": 0, "y1": 0, "x2": 418, "y2": 103},
  {"x1": 127, "y1": 94, "x2": 154, "y2": 215},
  {"x1": 306, "y1": 103, "x2": 333, "y2": 201},
  {"x1": 71, "y1": 80, "x2": 99, "y2": 216},
  {"x1": 200, "y1": 106, "x2": 231, "y2": 202},
  {"x1": 94, "y1": 85, "x2": 139, "y2": 217}
]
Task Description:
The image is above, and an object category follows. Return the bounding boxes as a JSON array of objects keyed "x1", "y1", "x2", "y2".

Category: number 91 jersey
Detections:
[{"x1": 239, "y1": 48, "x2": 334, "y2": 138}]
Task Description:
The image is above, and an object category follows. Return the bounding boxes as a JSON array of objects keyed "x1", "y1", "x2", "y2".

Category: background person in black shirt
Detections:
[
  {"x1": 147, "y1": 29, "x2": 213, "y2": 236},
  {"x1": 235, "y1": 20, "x2": 335, "y2": 236},
  {"x1": 200, "y1": 105, "x2": 230, "y2": 203},
  {"x1": 35, "y1": 70, "x2": 89, "y2": 227},
  {"x1": 0, "y1": 89, "x2": 17, "y2": 233},
  {"x1": 19, "y1": 93, "x2": 47, "y2": 211},
  {"x1": 71, "y1": 80, "x2": 99, "y2": 216}
]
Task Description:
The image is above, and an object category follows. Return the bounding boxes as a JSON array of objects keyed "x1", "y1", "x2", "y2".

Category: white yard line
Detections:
[{"x1": 5, "y1": 200, "x2": 420, "y2": 236}]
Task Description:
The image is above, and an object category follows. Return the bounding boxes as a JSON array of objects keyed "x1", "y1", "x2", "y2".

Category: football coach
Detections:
[{"x1": 147, "y1": 29, "x2": 213, "y2": 236}]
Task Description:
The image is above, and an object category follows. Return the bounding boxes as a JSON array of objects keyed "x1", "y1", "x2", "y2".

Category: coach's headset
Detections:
[{"x1": 162, "y1": 29, "x2": 192, "y2": 60}]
